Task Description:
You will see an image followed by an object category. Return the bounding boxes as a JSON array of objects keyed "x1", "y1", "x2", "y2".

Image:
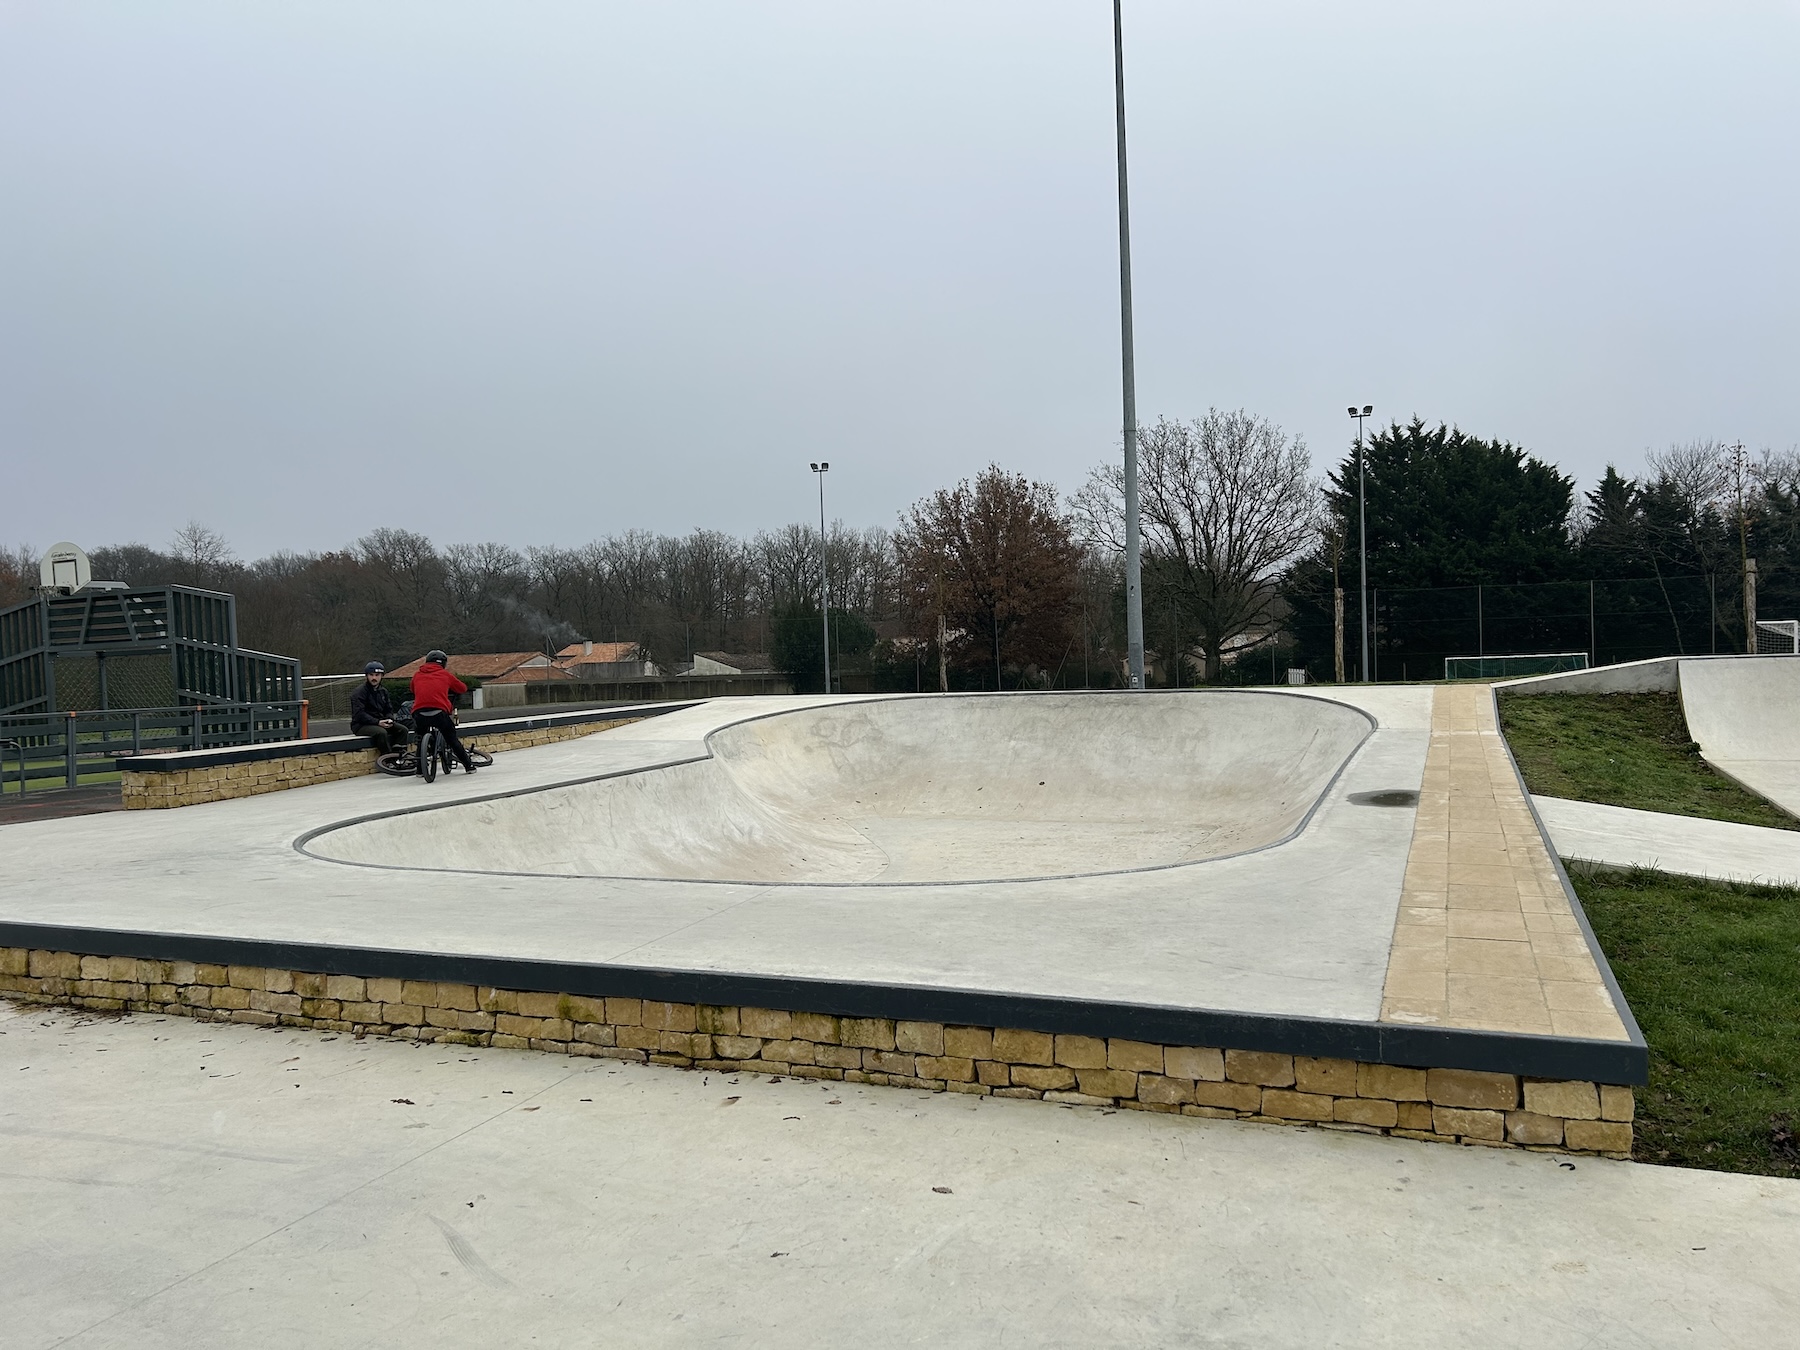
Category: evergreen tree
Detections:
[
  {"x1": 1323, "y1": 417, "x2": 1576, "y2": 588},
  {"x1": 1282, "y1": 418, "x2": 1576, "y2": 679}
]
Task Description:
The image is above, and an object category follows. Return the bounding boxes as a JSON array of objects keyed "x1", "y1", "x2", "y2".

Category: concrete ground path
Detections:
[
  {"x1": 1534, "y1": 795, "x2": 1800, "y2": 888},
  {"x1": 4, "y1": 1003, "x2": 1794, "y2": 1350}
]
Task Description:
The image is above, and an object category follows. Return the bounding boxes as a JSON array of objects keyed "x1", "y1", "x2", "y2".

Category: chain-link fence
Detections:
[
  {"x1": 300, "y1": 675, "x2": 368, "y2": 720},
  {"x1": 1363, "y1": 574, "x2": 1733, "y2": 682}
]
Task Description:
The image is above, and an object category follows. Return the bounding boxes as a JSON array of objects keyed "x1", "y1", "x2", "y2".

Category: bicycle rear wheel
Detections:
[
  {"x1": 375, "y1": 751, "x2": 416, "y2": 777},
  {"x1": 420, "y1": 729, "x2": 440, "y2": 782},
  {"x1": 467, "y1": 747, "x2": 493, "y2": 768}
]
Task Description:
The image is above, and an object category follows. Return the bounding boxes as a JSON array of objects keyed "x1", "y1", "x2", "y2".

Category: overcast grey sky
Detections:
[{"x1": 3, "y1": 1, "x2": 1796, "y2": 559}]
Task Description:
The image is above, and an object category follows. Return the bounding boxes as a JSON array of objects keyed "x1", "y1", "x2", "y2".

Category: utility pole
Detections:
[
  {"x1": 1348, "y1": 405, "x2": 1373, "y2": 680},
  {"x1": 1329, "y1": 522, "x2": 1346, "y2": 683},
  {"x1": 1114, "y1": 0, "x2": 1145, "y2": 690},
  {"x1": 1730, "y1": 441, "x2": 1756, "y2": 653},
  {"x1": 811, "y1": 462, "x2": 832, "y2": 692},
  {"x1": 1333, "y1": 582, "x2": 1345, "y2": 684}
]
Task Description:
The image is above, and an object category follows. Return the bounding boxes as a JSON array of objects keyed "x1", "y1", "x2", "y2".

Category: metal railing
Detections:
[{"x1": 0, "y1": 702, "x2": 305, "y2": 794}]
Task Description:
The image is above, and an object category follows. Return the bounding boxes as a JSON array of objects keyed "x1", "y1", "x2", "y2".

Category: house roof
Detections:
[
  {"x1": 556, "y1": 641, "x2": 642, "y2": 663},
  {"x1": 484, "y1": 664, "x2": 577, "y2": 684},
  {"x1": 387, "y1": 652, "x2": 551, "y2": 680}
]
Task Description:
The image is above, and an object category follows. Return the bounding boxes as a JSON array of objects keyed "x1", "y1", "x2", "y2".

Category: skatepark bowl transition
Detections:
[
  {"x1": 302, "y1": 694, "x2": 1374, "y2": 883},
  {"x1": 2, "y1": 686, "x2": 1646, "y2": 1158}
]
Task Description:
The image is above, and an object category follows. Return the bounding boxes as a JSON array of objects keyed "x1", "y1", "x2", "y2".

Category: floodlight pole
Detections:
[
  {"x1": 812, "y1": 462, "x2": 832, "y2": 694},
  {"x1": 1349, "y1": 406, "x2": 1373, "y2": 681},
  {"x1": 1114, "y1": 0, "x2": 1145, "y2": 690}
]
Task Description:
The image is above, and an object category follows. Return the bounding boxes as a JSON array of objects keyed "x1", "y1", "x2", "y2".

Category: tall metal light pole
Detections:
[
  {"x1": 811, "y1": 462, "x2": 832, "y2": 694},
  {"x1": 1348, "y1": 405, "x2": 1373, "y2": 681},
  {"x1": 1114, "y1": 0, "x2": 1145, "y2": 690}
]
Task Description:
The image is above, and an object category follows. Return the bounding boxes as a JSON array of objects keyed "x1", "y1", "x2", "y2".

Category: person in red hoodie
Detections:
[{"x1": 409, "y1": 650, "x2": 477, "y2": 774}]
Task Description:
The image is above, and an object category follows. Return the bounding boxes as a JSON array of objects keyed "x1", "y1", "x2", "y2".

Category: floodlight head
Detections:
[
  {"x1": 1347, "y1": 406, "x2": 1359, "y2": 418},
  {"x1": 820, "y1": 461, "x2": 830, "y2": 471},
  {"x1": 1362, "y1": 404, "x2": 1373, "y2": 416},
  {"x1": 810, "y1": 462, "x2": 820, "y2": 471}
]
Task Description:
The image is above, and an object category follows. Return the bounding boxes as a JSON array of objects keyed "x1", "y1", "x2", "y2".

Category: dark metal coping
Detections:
[
  {"x1": 111, "y1": 702, "x2": 694, "y2": 772},
  {"x1": 0, "y1": 922, "x2": 1648, "y2": 1085}
]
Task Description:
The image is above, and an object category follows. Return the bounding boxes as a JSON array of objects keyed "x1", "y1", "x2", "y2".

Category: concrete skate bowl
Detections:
[{"x1": 302, "y1": 692, "x2": 1374, "y2": 885}]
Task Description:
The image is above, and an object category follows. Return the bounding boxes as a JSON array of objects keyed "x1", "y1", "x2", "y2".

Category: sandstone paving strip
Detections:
[
  {"x1": 1, "y1": 1003, "x2": 1795, "y2": 1350},
  {"x1": 1383, "y1": 683, "x2": 1628, "y2": 1043}
]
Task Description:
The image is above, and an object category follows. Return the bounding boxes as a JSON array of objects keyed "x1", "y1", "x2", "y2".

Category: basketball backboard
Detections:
[{"x1": 38, "y1": 542, "x2": 92, "y2": 594}]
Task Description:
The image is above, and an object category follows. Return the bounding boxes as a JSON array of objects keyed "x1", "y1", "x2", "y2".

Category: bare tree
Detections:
[
  {"x1": 0, "y1": 543, "x2": 37, "y2": 608},
  {"x1": 1076, "y1": 410, "x2": 1317, "y2": 681},
  {"x1": 1646, "y1": 441, "x2": 1728, "y2": 511},
  {"x1": 168, "y1": 521, "x2": 238, "y2": 589},
  {"x1": 751, "y1": 523, "x2": 820, "y2": 614}
]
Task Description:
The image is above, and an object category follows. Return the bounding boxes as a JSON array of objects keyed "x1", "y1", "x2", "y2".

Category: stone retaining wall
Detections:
[
  {"x1": 0, "y1": 948, "x2": 1634, "y2": 1157},
  {"x1": 119, "y1": 717, "x2": 645, "y2": 808}
]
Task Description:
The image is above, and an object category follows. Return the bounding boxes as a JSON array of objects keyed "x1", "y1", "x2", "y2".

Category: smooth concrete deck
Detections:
[
  {"x1": 3, "y1": 1004, "x2": 1791, "y2": 1350},
  {"x1": 0, "y1": 687, "x2": 1641, "y2": 1082},
  {"x1": 1535, "y1": 794, "x2": 1800, "y2": 888},
  {"x1": 0, "y1": 691, "x2": 1430, "y2": 1024}
]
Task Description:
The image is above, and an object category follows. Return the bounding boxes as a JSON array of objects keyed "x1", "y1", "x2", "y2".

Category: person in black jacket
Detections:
[{"x1": 349, "y1": 662, "x2": 406, "y2": 754}]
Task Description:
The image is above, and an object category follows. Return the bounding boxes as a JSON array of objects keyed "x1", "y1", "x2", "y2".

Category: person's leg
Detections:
[
  {"x1": 353, "y1": 723, "x2": 397, "y2": 754},
  {"x1": 413, "y1": 710, "x2": 472, "y2": 770},
  {"x1": 438, "y1": 720, "x2": 476, "y2": 771},
  {"x1": 412, "y1": 710, "x2": 443, "y2": 773}
]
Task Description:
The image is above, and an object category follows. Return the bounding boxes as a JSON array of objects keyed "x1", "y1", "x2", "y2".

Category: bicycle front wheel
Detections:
[
  {"x1": 467, "y1": 747, "x2": 493, "y2": 768},
  {"x1": 375, "y1": 751, "x2": 416, "y2": 777}
]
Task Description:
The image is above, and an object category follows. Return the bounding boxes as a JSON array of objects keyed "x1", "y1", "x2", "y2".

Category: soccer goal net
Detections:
[
  {"x1": 1443, "y1": 652, "x2": 1590, "y2": 681},
  {"x1": 1755, "y1": 620, "x2": 1800, "y2": 654}
]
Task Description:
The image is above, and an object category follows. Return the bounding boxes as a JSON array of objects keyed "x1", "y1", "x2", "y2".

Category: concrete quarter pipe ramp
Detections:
[
  {"x1": 303, "y1": 692, "x2": 1373, "y2": 884},
  {"x1": 1677, "y1": 656, "x2": 1800, "y2": 820}
]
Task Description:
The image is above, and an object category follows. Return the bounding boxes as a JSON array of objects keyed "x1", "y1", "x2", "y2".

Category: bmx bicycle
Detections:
[{"x1": 373, "y1": 703, "x2": 493, "y2": 782}]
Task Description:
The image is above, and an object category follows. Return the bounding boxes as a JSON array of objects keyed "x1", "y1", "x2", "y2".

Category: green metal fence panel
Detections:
[
  {"x1": 0, "y1": 585, "x2": 301, "y2": 716},
  {"x1": 0, "y1": 702, "x2": 305, "y2": 794}
]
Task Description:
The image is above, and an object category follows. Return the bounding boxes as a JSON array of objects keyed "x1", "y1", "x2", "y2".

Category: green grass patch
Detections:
[
  {"x1": 1498, "y1": 691, "x2": 1796, "y2": 829},
  {"x1": 1575, "y1": 867, "x2": 1800, "y2": 1177}
]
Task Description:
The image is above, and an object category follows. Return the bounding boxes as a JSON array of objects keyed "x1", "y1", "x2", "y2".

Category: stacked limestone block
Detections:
[
  {"x1": 118, "y1": 716, "x2": 643, "y2": 809},
  {"x1": 120, "y1": 748, "x2": 380, "y2": 808},
  {"x1": 1, "y1": 948, "x2": 1635, "y2": 1157}
]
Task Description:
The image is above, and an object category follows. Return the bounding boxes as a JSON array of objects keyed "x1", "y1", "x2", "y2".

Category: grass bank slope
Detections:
[
  {"x1": 1576, "y1": 868, "x2": 1800, "y2": 1177},
  {"x1": 1498, "y1": 691, "x2": 1796, "y2": 829}
]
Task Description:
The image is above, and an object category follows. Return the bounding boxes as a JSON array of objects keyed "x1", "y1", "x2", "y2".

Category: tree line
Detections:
[
  {"x1": 1287, "y1": 424, "x2": 1800, "y2": 677},
  {"x1": 3, "y1": 418, "x2": 1792, "y2": 691}
]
